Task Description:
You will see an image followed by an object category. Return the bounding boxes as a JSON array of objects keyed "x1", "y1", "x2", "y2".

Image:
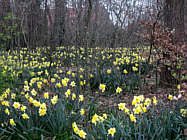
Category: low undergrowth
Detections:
[{"x1": 0, "y1": 47, "x2": 186, "y2": 140}]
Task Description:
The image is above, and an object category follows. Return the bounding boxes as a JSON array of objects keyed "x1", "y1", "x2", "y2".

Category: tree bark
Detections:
[
  {"x1": 164, "y1": 0, "x2": 185, "y2": 42},
  {"x1": 27, "y1": 0, "x2": 42, "y2": 48},
  {"x1": 184, "y1": 0, "x2": 187, "y2": 42},
  {"x1": 53, "y1": 0, "x2": 66, "y2": 47}
]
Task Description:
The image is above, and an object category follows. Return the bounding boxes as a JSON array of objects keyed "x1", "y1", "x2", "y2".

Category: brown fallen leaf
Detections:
[{"x1": 184, "y1": 128, "x2": 187, "y2": 136}]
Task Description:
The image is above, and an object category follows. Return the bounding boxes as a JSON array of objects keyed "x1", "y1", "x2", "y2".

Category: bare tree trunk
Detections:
[
  {"x1": 84, "y1": 0, "x2": 93, "y2": 89},
  {"x1": 0, "y1": 0, "x2": 11, "y2": 19},
  {"x1": 90, "y1": 0, "x2": 99, "y2": 48},
  {"x1": 82, "y1": 0, "x2": 92, "y2": 46},
  {"x1": 164, "y1": 0, "x2": 185, "y2": 42},
  {"x1": 184, "y1": 0, "x2": 187, "y2": 42},
  {"x1": 43, "y1": 0, "x2": 50, "y2": 46},
  {"x1": 27, "y1": 0, "x2": 42, "y2": 48},
  {"x1": 76, "y1": 0, "x2": 83, "y2": 46},
  {"x1": 53, "y1": 0, "x2": 66, "y2": 47}
]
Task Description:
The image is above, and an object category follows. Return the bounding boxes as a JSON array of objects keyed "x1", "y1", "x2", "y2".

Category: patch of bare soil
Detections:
[{"x1": 88, "y1": 86, "x2": 187, "y2": 112}]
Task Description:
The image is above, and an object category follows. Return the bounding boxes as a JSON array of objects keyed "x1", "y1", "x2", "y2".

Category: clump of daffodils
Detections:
[
  {"x1": 180, "y1": 109, "x2": 187, "y2": 117},
  {"x1": 118, "y1": 95, "x2": 158, "y2": 123},
  {"x1": 91, "y1": 113, "x2": 107, "y2": 125},
  {"x1": 72, "y1": 122, "x2": 87, "y2": 139},
  {"x1": 39, "y1": 103, "x2": 47, "y2": 116},
  {"x1": 51, "y1": 95, "x2": 58, "y2": 105}
]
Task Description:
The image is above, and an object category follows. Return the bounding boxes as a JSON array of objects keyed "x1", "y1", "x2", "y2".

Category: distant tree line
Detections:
[{"x1": 0, "y1": 0, "x2": 186, "y2": 50}]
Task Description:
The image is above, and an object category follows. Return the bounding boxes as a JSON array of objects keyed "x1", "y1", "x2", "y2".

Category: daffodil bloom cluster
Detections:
[
  {"x1": 180, "y1": 109, "x2": 187, "y2": 117},
  {"x1": 0, "y1": 60, "x2": 86, "y2": 130},
  {"x1": 91, "y1": 113, "x2": 107, "y2": 125},
  {"x1": 132, "y1": 95, "x2": 152, "y2": 114},
  {"x1": 39, "y1": 103, "x2": 47, "y2": 116},
  {"x1": 112, "y1": 49, "x2": 147, "y2": 70},
  {"x1": 118, "y1": 95, "x2": 158, "y2": 123},
  {"x1": 62, "y1": 78, "x2": 69, "y2": 86},
  {"x1": 72, "y1": 122, "x2": 87, "y2": 139},
  {"x1": 51, "y1": 95, "x2": 58, "y2": 105}
]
